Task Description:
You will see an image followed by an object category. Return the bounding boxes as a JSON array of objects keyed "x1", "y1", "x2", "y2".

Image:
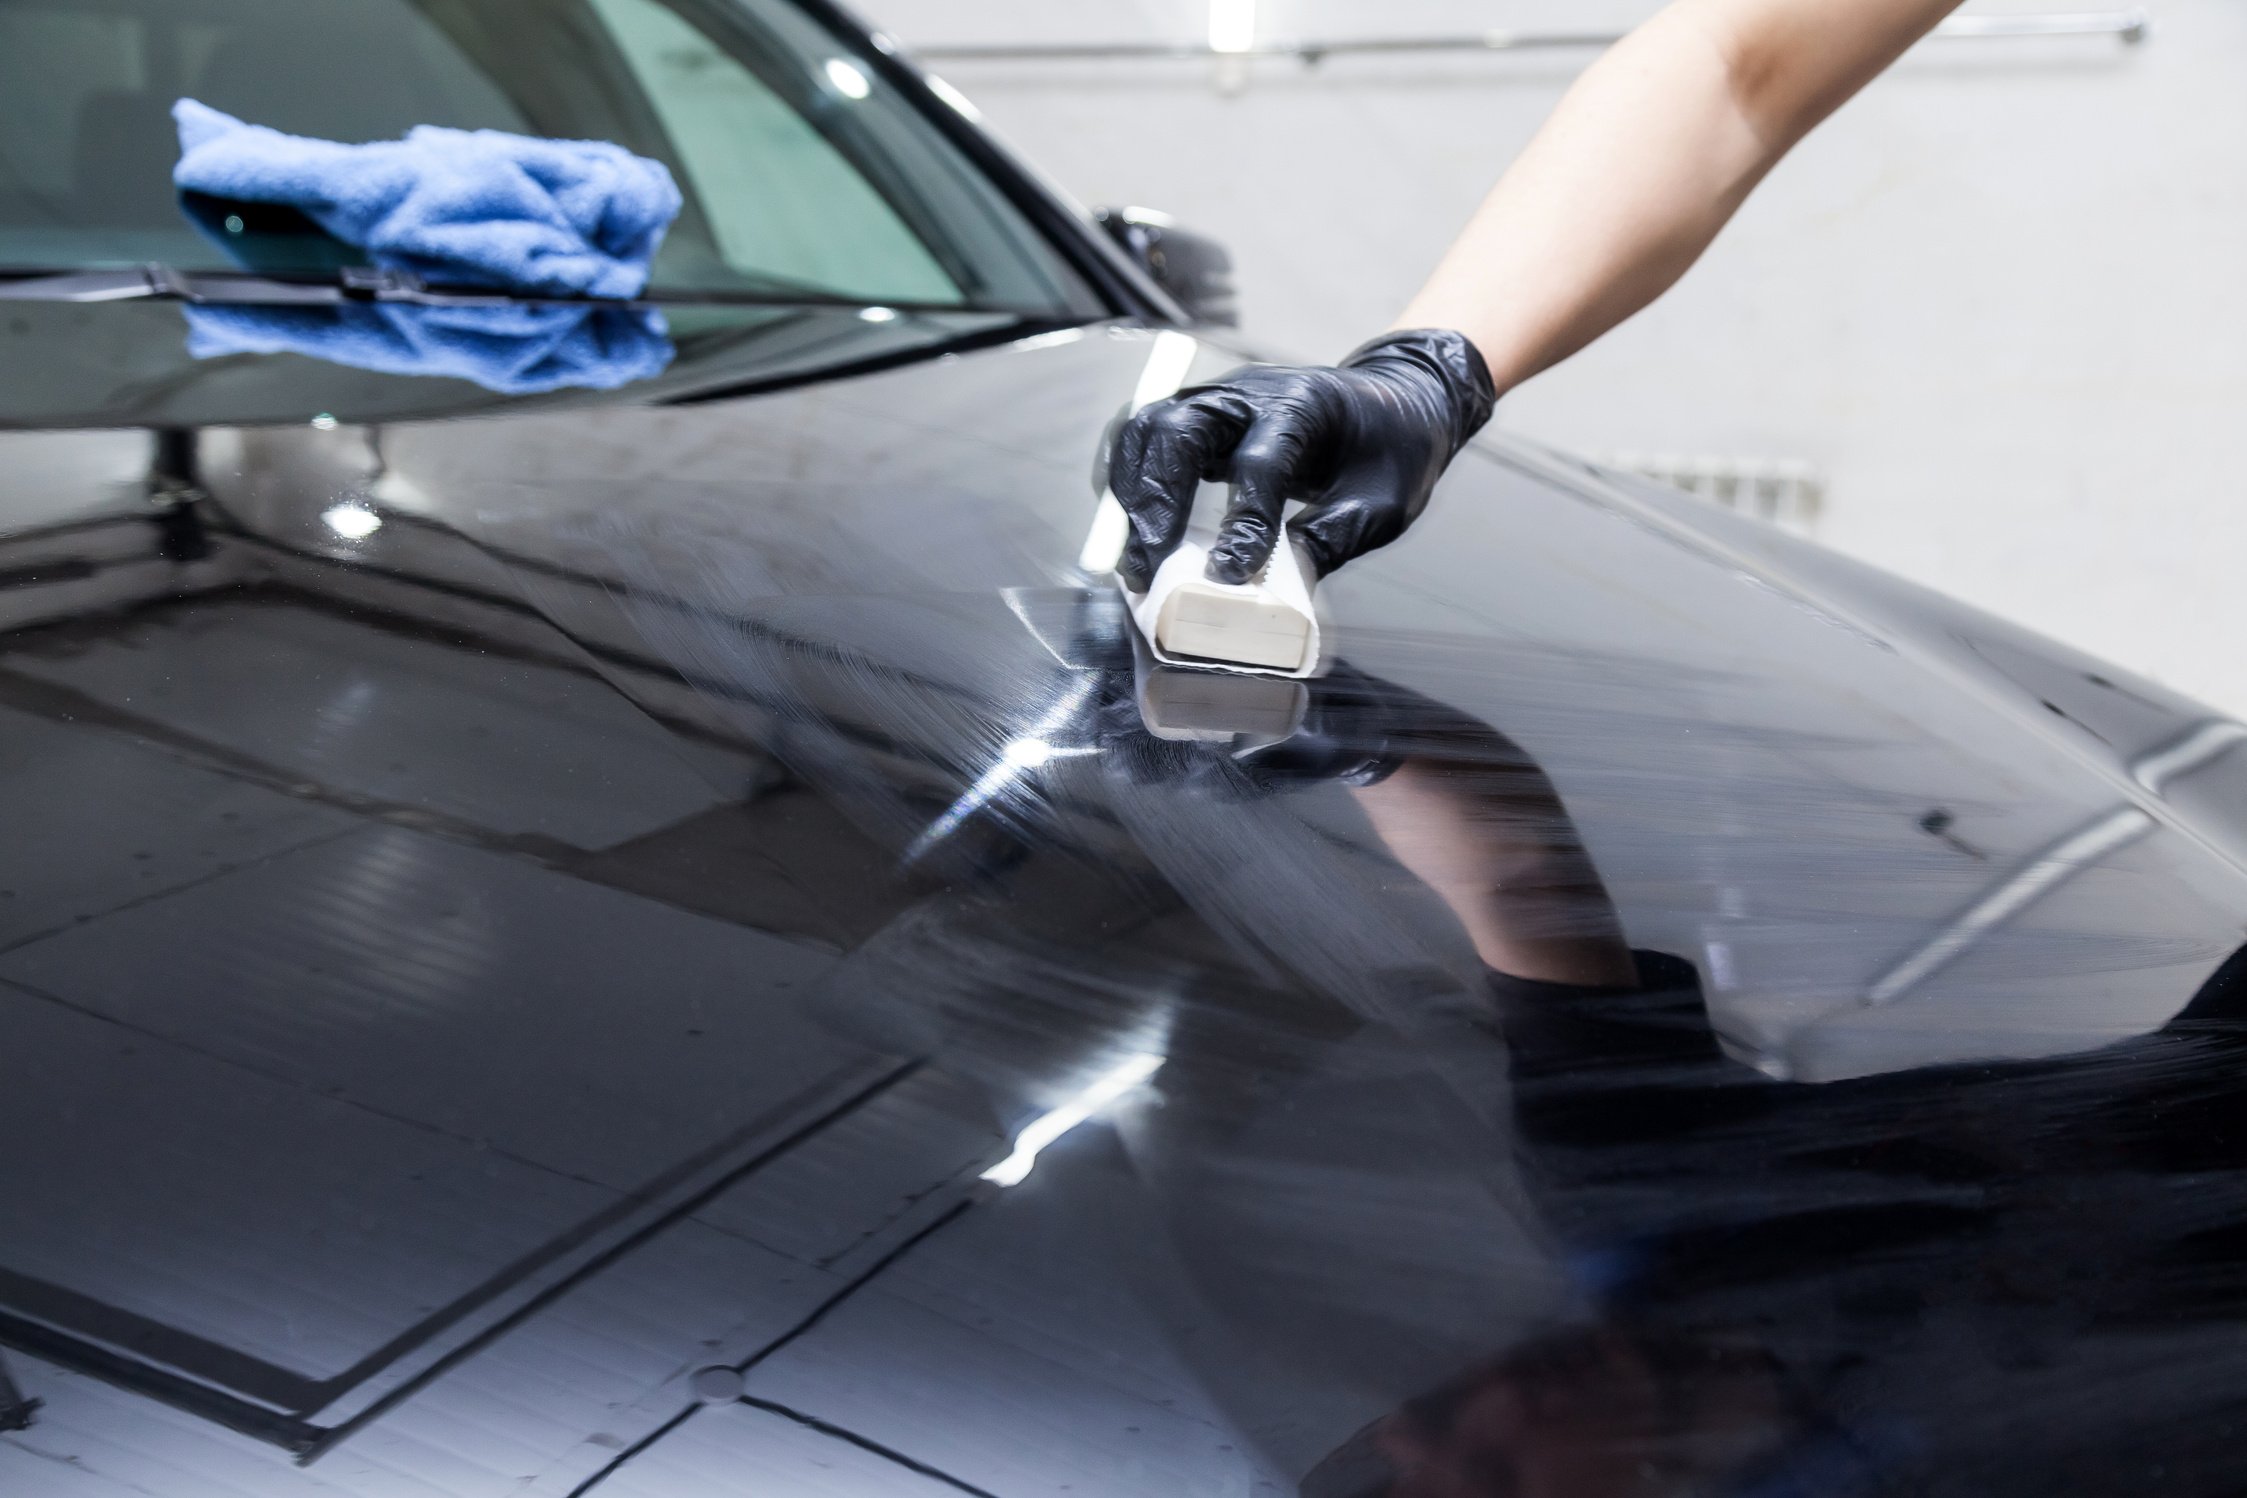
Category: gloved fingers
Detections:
[
  {"x1": 1208, "y1": 410, "x2": 1312, "y2": 584},
  {"x1": 1285, "y1": 487, "x2": 1409, "y2": 580},
  {"x1": 1110, "y1": 392, "x2": 1249, "y2": 592}
]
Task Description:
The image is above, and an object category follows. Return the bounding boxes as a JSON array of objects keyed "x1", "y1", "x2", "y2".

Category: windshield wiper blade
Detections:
[
  {"x1": 0, "y1": 267, "x2": 187, "y2": 303},
  {"x1": 0, "y1": 263, "x2": 1029, "y2": 316},
  {"x1": 0, "y1": 263, "x2": 536, "y2": 307}
]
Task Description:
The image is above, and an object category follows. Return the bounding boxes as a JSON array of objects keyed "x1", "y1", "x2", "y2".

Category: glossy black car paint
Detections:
[
  {"x1": 6, "y1": 32, "x2": 2247, "y2": 1498},
  {"x1": 5, "y1": 303, "x2": 2247, "y2": 1497}
]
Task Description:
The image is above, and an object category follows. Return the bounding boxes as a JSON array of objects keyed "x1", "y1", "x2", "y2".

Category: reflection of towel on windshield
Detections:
[
  {"x1": 183, "y1": 301, "x2": 673, "y2": 395},
  {"x1": 171, "y1": 99, "x2": 681, "y2": 298}
]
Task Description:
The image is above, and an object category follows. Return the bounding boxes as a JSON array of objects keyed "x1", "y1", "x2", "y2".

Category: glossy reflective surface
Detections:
[{"x1": 3, "y1": 308, "x2": 2247, "y2": 1498}]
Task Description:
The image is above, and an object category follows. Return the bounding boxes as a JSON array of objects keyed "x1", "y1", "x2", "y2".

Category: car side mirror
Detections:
[{"x1": 1094, "y1": 207, "x2": 1237, "y2": 327}]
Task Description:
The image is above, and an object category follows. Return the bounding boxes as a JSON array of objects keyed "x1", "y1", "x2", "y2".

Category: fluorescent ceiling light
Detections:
[
  {"x1": 1208, "y1": 0, "x2": 1256, "y2": 54},
  {"x1": 981, "y1": 1052, "x2": 1164, "y2": 1187},
  {"x1": 824, "y1": 57, "x2": 871, "y2": 99}
]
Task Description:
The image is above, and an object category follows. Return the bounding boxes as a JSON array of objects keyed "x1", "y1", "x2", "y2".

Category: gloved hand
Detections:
[{"x1": 1105, "y1": 328, "x2": 1496, "y2": 592}]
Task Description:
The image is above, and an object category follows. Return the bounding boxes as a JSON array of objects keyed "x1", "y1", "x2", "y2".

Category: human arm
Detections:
[
  {"x1": 1106, "y1": 0, "x2": 1959, "y2": 587},
  {"x1": 1195, "y1": 663, "x2": 1639, "y2": 986},
  {"x1": 1399, "y1": 0, "x2": 1961, "y2": 391},
  {"x1": 1349, "y1": 750, "x2": 1639, "y2": 988}
]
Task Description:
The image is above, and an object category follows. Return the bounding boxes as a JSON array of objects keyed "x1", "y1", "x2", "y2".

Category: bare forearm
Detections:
[
  {"x1": 1397, "y1": 0, "x2": 1958, "y2": 393},
  {"x1": 1352, "y1": 759, "x2": 1638, "y2": 987}
]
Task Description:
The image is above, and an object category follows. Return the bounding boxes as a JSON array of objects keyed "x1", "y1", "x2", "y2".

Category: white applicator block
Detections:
[
  {"x1": 1137, "y1": 668, "x2": 1309, "y2": 742},
  {"x1": 1158, "y1": 585, "x2": 1310, "y2": 670},
  {"x1": 1126, "y1": 535, "x2": 1322, "y2": 678}
]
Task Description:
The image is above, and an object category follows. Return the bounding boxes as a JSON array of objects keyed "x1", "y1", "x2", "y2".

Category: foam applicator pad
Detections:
[{"x1": 1125, "y1": 536, "x2": 1321, "y2": 677}]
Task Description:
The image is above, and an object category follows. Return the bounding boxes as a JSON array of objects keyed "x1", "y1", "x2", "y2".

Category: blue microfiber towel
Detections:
[
  {"x1": 171, "y1": 99, "x2": 682, "y2": 298},
  {"x1": 183, "y1": 301, "x2": 675, "y2": 395}
]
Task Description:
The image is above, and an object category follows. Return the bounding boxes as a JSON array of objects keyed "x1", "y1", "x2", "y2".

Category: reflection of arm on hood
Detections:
[
  {"x1": 1101, "y1": 658, "x2": 1641, "y2": 1014},
  {"x1": 1308, "y1": 1324, "x2": 1810, "y2": 1498},
  {"x1": 1348, "y1": 738, "x2": 1637, "y2": 990}
]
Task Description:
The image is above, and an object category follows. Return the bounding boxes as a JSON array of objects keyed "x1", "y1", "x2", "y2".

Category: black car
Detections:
[{"x1": 5, "y1": 3, "x2": 2247, "y2": 1495}]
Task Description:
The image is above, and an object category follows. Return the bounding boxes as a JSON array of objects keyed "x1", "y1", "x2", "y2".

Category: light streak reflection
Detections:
[{"x1": 982, "y1": 1052, "x2": 1165, "y2": 1187}]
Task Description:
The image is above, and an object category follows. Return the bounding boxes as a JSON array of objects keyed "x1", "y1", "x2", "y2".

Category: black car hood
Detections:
[{"x1": 3, "y1": 318, "x2": 2246, "y2": 1497}]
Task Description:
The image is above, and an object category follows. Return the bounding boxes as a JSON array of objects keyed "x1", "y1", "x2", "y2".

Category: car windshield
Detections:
[{"x1": 0, "y1": 0, "x2": 1099, "y2": 315}]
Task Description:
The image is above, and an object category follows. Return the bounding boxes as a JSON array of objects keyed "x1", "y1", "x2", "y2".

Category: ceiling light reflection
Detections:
[
  {"x1": 1002, "y1": 736, "x2": 1061, "y2": 769},
  {"x1": 926, "y1": 74, "x2": 982, "y2": 121},
  {"x1": 321, "y1": 502, "x2": 382, "y2": 540},
  {"x1": 825, "y1": 57, "x2": 872, "y2": 99},
  {"x1": 900, "y1": 679, "x2": 1101, "y2": 867},
  {"x1": 982, "y1": 1052, "x2": 1165, "y2": 1187},
  {"x1": 1079, "y1": 331, "x2": 1201, "y2": 574}
]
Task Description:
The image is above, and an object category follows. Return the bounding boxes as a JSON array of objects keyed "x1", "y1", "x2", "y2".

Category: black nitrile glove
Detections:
[{"x1": 1106, "y1": 328, "x2": 1496, "y2": 592}]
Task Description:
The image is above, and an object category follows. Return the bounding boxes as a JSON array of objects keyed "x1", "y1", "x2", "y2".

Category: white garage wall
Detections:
[{"x1": 865, "y1": 0, "x2": 2247, "y2": 714}]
